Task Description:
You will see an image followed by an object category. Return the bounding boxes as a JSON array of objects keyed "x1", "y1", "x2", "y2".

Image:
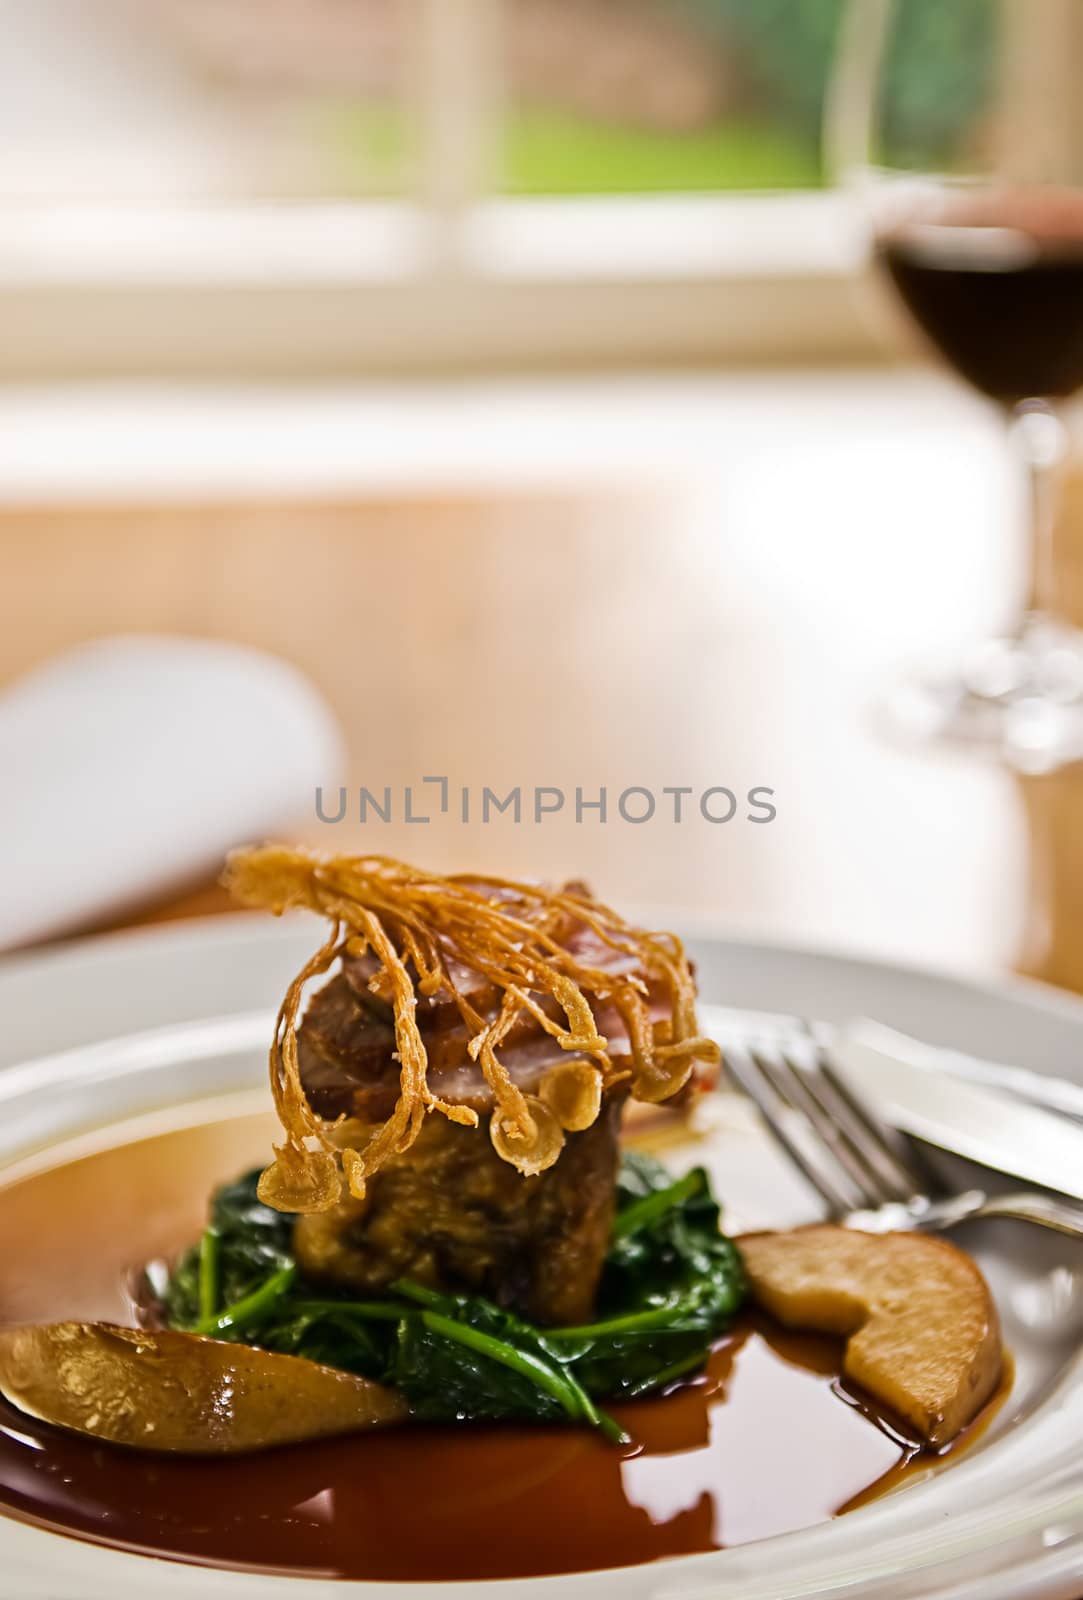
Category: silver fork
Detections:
[{"x1": 723, "y1": 1028, "x2": 1083, "y2": 1239}]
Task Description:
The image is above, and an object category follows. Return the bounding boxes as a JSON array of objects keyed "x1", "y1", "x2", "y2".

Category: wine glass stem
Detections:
[{"x1": 1009, "y1": 400, "x2": 1068, "y2": 629}]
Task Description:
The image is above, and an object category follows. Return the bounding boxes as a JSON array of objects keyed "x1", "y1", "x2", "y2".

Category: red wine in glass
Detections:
[
  {"x1": 832, "y1": 0, "x2": 1083, "y2": 769},
  {"x1": 876, "y1": 191, "x2": 1083, "y2": 406}
]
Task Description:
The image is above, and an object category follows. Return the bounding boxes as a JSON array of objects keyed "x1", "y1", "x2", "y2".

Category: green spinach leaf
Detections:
[{"x1": 157, "y1": 1150, "x2": 745, "y2": 1441}]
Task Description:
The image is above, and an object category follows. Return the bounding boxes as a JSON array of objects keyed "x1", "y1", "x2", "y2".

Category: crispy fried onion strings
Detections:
[{"x1": 224, "y1": 846, "x2": 719, "y2": 1213}]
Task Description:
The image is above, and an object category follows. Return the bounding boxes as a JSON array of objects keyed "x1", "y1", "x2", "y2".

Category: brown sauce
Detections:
[{"x1": 0, "y1": 1102, "x2": 1002, "y2": 1582}]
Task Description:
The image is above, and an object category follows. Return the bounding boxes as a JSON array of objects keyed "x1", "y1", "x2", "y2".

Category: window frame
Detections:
[
  {"x1": 0, "y1": 0, "x2": 881, "y2": 376},
  {"x1": 0, "y1": 192, "x2": 879, "y2": 376}
]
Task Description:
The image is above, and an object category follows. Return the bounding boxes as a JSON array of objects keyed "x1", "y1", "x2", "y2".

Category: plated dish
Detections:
[{"x1": 0, "y1": 850, "x2": 1030, "y2": 1590}]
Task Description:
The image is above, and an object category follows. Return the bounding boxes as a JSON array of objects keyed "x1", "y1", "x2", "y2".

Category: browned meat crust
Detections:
[{"x1": 293, "y1": 1098, "x2": 624, "y2": 1325}]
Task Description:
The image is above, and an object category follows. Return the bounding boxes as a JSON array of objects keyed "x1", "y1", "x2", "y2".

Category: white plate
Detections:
[{"x1": 0, "y1": 916, "x2": 1082, "y2": 1600}]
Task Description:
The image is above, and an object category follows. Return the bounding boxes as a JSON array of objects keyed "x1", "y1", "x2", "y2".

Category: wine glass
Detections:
[{"x1": 828, "y1": 0, "x2": 1083, "y2": 771}]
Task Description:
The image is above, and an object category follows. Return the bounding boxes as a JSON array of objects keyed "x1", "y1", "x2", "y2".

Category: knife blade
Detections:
[
  {"x1": 841, "y1": 1018, "x2": 1083, "y2": 1124},
  {"x1": 833, "y1": 1022, "x2": 1083, "y2": 1203}
]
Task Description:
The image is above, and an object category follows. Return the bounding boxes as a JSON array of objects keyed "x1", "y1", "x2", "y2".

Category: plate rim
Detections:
[
  {"x1": 7, "y1": 907, "x2": 1083, "y2": 1023},
  {"x1": 1, "y1": 917, "x2": 1082, "y2": 1600}
]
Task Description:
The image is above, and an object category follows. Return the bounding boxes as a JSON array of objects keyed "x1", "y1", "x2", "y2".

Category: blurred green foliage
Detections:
[
  {"x1": 687, "y1": 0, "x2": 844, "y2": 140},
  {"x1": 329, "y1": 103, "x2": 820, "y2": 196},
  {"x1": 326, "y1": 0, "x2": 997, "y2": 196},
  {"x1": 503, "y1": 108, "x2": 820, "y2": 193},
  {"x1": 687, "y1": 0, "x2": 995, "y2": 173}
]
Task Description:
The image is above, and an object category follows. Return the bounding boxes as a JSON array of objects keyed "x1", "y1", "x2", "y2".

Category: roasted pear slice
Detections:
[
  {"x1": 0, "y1": 1322, "x2": 408, "y2": 1453},
  {"x1": 739, "y1": 1226, "x2": 1002, "y2": 1444}
]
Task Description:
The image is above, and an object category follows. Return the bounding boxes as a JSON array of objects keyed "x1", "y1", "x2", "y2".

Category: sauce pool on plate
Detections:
[{"x1": 0, "y1": 1102, "x2": 996, "y2": 1582}]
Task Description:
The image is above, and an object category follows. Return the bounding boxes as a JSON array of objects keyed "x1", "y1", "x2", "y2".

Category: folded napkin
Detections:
[{"x1": 0, "y1": 636, "x2": 344, "y2": 950}]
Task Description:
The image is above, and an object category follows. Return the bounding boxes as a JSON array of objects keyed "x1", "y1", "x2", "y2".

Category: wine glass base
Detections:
[{"x1": 884, "y1": 618, "x2": 1083, "y2": 773}]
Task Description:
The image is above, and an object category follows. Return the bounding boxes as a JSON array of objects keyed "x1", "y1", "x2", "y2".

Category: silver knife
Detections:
[
  {"x1": 702, "y1": 1004, "x2": 1083, "y2": 1123},
  {"x1": 832, "y1": 1023, "x2": 1083, "y2": 1204},
  {"x1": 842, "y1": 1019, "x2": 1083, "y2": 1124}
]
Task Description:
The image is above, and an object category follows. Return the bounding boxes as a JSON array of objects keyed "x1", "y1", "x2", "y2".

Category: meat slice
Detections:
[
  {"x1": 298, "y1": 908, "x2": 669, "y2": 1124},
  {"x1": 291, "y1": 887, "x2": 687, "y2": 1324}
]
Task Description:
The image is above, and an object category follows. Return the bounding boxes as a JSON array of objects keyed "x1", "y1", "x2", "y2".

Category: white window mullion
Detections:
[{"x1": 414, "y1": 0, "x2": 503, "y2": 264}]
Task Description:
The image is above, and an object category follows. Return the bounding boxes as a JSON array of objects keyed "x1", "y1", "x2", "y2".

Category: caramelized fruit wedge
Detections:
[
  {"x1": 0, "y1": 1322, "x2": 408, "y2": 1453},
  {"x1": 738, "y1": 1226, "x2": 1001, "y2": 1444}
]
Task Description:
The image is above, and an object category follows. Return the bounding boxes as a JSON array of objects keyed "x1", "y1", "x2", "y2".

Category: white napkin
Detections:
[{"x1": 0, "y1": 635, "x2": 344, "y2": 950}]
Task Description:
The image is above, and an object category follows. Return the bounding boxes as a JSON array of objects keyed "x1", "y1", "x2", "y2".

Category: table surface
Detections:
[
  {"x1": 5, "y1": 371, "x2": 1082, "y2": 1600},
  {"x1": 5, "y1": 369, "x2": 1083, "y2": 995}
]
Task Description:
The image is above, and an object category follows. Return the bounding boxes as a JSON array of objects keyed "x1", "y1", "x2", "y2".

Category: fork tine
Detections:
[
  {"x1": 722, "y1": 1044, "x2": 863, "y2": 1217},
  {"x1": 772, "y1": 1044, "x2": 917, "y2": 1207},
  {"x1": 752, "y1": 1046, "x2": 885, "y2": 1212},
  {"x1": 812, "y1": 1045, "x2": 932, "y2": 1203}
]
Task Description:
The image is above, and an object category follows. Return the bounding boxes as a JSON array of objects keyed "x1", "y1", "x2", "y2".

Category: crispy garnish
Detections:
[
  {"x1": 539, "y1": 1058, "x2": 605, "y2": 1132},
  {"x1": 224, "y1": 846, "x2": 718, "y2": 1212}
]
